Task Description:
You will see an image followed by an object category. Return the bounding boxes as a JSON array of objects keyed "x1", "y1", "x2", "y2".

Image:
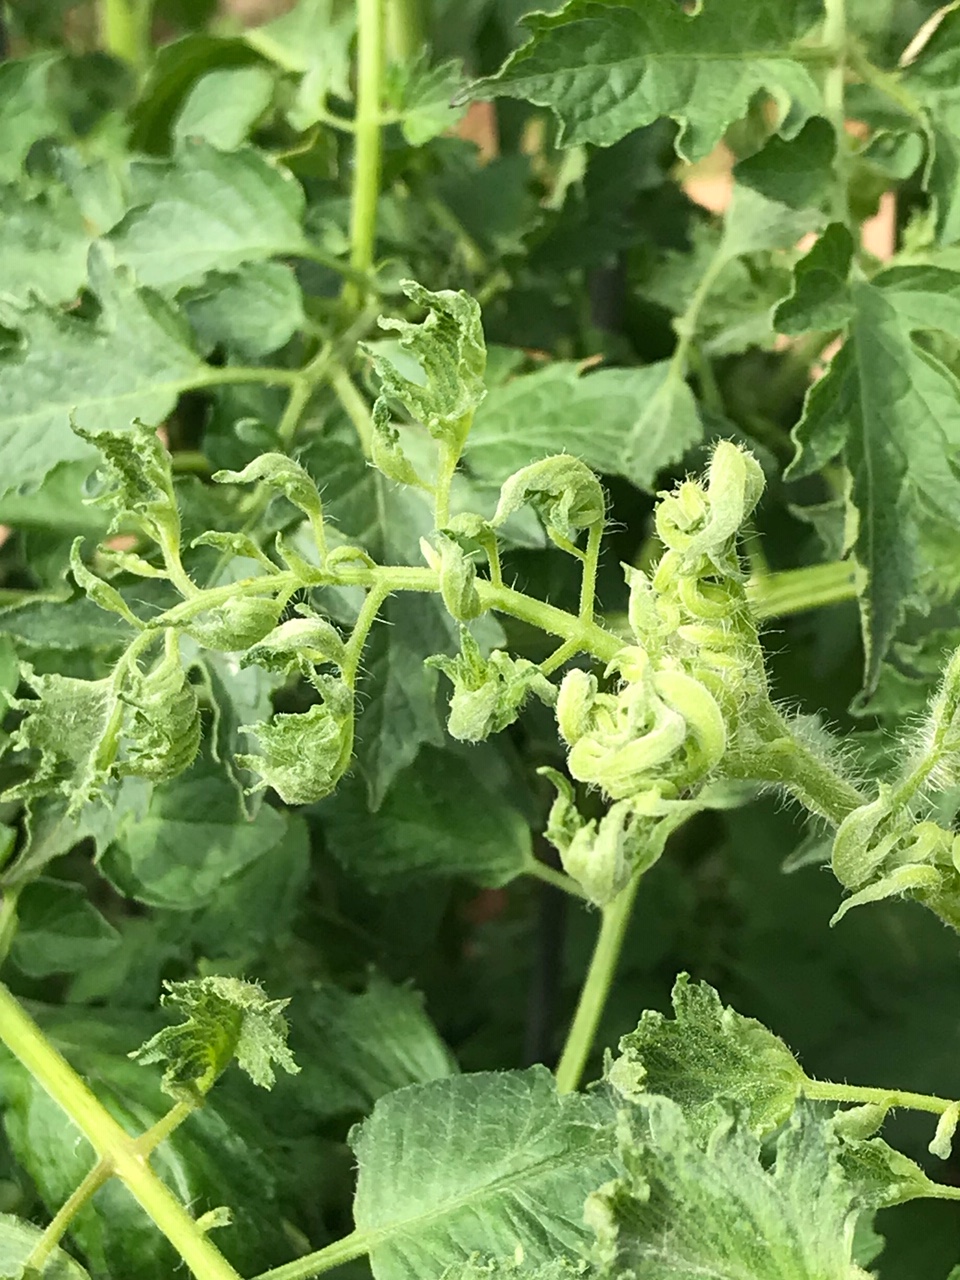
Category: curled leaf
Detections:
[
  {"x1": 494, "y1": 455, "x2": 605, "y2": 548},
  {"x1": 70, "y1": 539, "x2": 143, "y2": 628},
  {"x1": 213, "y1": 453, "x2": 325, "y2": 529},
  {"x1": 185, "y1": 594, "x2": 284, "y2": 652},
  {"x1": 242, "y1": 616, "x2": 347, "y2": 673},
  {"x1": 367, "y1": 280, "x2": 486, "y2": 444},
  {"x1": 118, "y1": 632, "x2": 201, "y2": 783},
  {"x1": 73, "y1": 419, "x2": 180, "y2": 546},
  {"x1": 239, "y1": 675, "x2": 354, "y2": 804},
  {"x1": 427, "y1": 627, "x2": 556, "y2": 742},
  {"x1": 131, "y1": 975, "x2": 299, "y2": 1097}
]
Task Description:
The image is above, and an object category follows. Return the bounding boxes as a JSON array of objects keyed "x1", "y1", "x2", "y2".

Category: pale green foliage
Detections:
[
  {"x1": 493, "y1": 455, "x2": 605, "y2": 547},
  {"x1": 173, "y1": 67, "x2": 276, "y2": 152},
  {"x1": 74, "y1": 418, "x2": 180, "y2": 545},
  {"x1": 351, "y1": 1067, "x2": 616, "y2": 1280},
  {"x1": 3, "y1": 667, "x2": 118, "y2": 810},
  {"x1": 214, "y1": 452, "x2": 326, "y2": 529},
  {"x1": 434, "y1": 533, "x2": 483, "y2": 621},
  {"x1": 541, "y1": 769, "x2": 644, "y2": 906},
  {"x1": 131, "y1": 976, "x2": 299, "y2": 1097},
  {"x1": 242, "y1": 615, "x2": 347, "y2": 676},
  {"x1": 384, "y1": 55, "x2": 467, "y2": 146},
  {"x1": 367, "y1": 281, "x2": 487, "y2": 445},
  {"x1": 118, "y1": 633, "x2": 202, "y2": 783},
  {"x1": 185, "y1": 596, "x2": 284, "y2": 653},
  {"x1": 427, "y1": 626, "x2": 556, "y2": 742},
  {"x1": 588, "y1": 1098, "x2": 870, "y2": 1279},
  {"x1": 475, "y1": 0, "x2": 822, "y2": 159},
  {"x1": 607, "y1": 974, "x2": 806, "y2": 1140},
  {"x1": 69, "y1": 540, "x2": 142, "y2": 628},
  {"x1": 239, "y1": 676, "x2": 354, "y2": 805}
]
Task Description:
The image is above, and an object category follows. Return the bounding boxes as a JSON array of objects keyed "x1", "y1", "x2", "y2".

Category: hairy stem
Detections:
[
  {"x1": 0, "y1": 986, "x2": 242, "y2": 1280},
  {"x1": 555, "y1": 872, "x2": 643, "y2": 1094},
  {"x1": 330, "y1": 365, "x2": 374, "y2": 456},
  {"x1": 525, "y1": 857, "x2": 589, "y2": 900},
  {"x1": 803, "y1": 1077, "x2": 957, "y2": 1117},
  {"x1": 344, "y1": 0, "x2": 385, "y2": 311}
]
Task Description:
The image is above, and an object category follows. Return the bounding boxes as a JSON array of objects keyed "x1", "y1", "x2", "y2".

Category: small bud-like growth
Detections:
[
  {"x1": 494, "y1": 455, "x2": 605, "y2": 549},
  {"x1": 185, "y1": 595, "x2": 284, "y2": 652},
  {"x1": 427, "y1": 627, "x2": 556, "y2": 742}
]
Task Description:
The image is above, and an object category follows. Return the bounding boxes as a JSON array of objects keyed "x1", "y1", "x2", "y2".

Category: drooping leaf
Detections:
[
  {"x1": 12, "y1": 878, "x2": 119, "y2": 978},
  {"x1": 294, "y1": 974, "x2": 457, "y2": 1120},
  {"x1": 473, "y1": 0, "x2": 823, "y2": 160},
  {"x1": 780, "y1": 228, "x2": 960, "y2": 687},
  {"x1": 172, "y1": 66, "x2": 276, "y2": 151},
  {"x1": 351, "y1": 1067, "x2": 617, "y2": 1280},
  {"x1": 109, "y1": 143, "x2": 308, "y2": 293},
  {"x1": 735, "y1": 115, "x2": 837, "y2": 211},
  {"x1": 0, "y1": 249, "x2": 205, "y2": 496},
  {"x1": 606, "y1": 973, "x2": 806, "y2": 1141},
  {"x1": 588, "y1": 1097, "x2": 870, "y2": 1279},
  {"x1": 320, "y1": 745, "x2": 532, "y2": 888}
]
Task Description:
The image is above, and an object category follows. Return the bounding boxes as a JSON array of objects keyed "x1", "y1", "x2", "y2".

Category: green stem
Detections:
[
  {"x1": 330, "y1": 365, "x2": 374, "y2": 456},
  {"x1": 101, "y1": 0, "x2": 152, "y2": 68},
  {"x1": 134, "y1": 1097, "x2": 199, "y2": 1157},
  {"x1": 193, "y1": 366, "x2": 302, "y2": 391},
  {"x1": 0, "y1": 891, "x2": 18, "y2": 967},
  {"x1": 343, "y1": 581, "x2": 392, "y2": 686},
  {"x1": 344, "y1": 0, "x2": 386, "y2": 311},
  {"x1": 803, "y1": 1077, "x2": 957, "y2": 1117},
  {"x1": 385, "y1": 0, "x2": 425, "y2": 62},
  {"x1": 746, "y1": 560, "x2": 858, "y2": 620},
  {"x1": 25, "y1": 1160, "x2": 112, "y2": 1272},
  {"x1": 579, "y1": 523, "x2": 603, "y2": 624},
  {"x1": 525, "y1": 857, "x2": 589, "y2": 901},
  {"x1": 847, "y1": 42, "x2": 927, "y2": 122},
  {"x1": 823, "y1": 0, "x2": 850, "y2": 224},
  {"x1": 670, "y1": 244, "x2": 729, "y2": 378},
  {"x1": 0, "y1": 986, "x2": 242, "y2": 1280},
  {"x1": 729, "y1": 703, "x2": 867, "y2": 826},
  {"x1": 554, "y1": 873, "x2": 642, "y2": 1094},
  {"x1": 434, "y1": 432, "x2": 468, "y2": 529},
  {"x1": 252, "y1": 1229, "x2": 370, "y2": 1280}
]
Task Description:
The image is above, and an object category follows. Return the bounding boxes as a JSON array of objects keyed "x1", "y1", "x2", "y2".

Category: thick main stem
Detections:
[
  {"x1": 101, "y1": 0, "x2": 151, "y2": 68},
  {"x1": 0, "y1": 986, "x2": 242, "y2": 1280},
  {"x1": 554, "y1": 873, "x2": 642, "y2": 1094},
  {"x1": 344, "y1": 0, "x2": 385, "y2": 311}
]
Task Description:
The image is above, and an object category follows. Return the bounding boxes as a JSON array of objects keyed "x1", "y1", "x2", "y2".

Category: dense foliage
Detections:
[{"x1": 4, "y1": 0, "x2": 960, "y2": 1276}]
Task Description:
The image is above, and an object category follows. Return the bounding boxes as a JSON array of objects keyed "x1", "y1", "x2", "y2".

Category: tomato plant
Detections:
[{"x1": 2, "y1": 0, "x2": 960, "y2": 1276}]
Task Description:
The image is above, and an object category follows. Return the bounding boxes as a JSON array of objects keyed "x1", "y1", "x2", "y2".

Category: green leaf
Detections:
[
  {"x1": 173, "y1": 66, "x2": 276, "y2": 151},
  {"x1": 0, "y1": 249, "x2": 204, "y2": 497},
  {"x1": 239, "y1": 676, "x2": 354, "y2": 806},
  {"x1": 12, "y1": 878, "x2": 119, "y2": 978},
  {"x1": 244, "y1": 0, "x2": 355, "y2": 131},
  {"x1": 109, "y1": 143, "x2": 308, "y2": 294},
  {"x1": 465, "y1": 361, "x2": 702, "y2": 493},
  {"x1": 385, "y1": 56, "x2": 467, "y2": 146},
  {"x1": 183, "y1": 262, "x2": 305, "y2": 359},
  {"x1": 473, "y1": 0, "x2": 823, "y2": 160},
  {"x1": 132, "y1": 975, "x2": 299, "y2": 1095},
  {"x1": 97, "y1": 750, "x2": 293, "y2": 909},
  {"x1": 607, "y1": 974, "x2": 806, "y2": 1141},
  {"x1": 0, "y1": 1212, "x2": 90, "y2": 1279},
  {"x1": 351, "y1": 1066, "x2": 616, "y2": 1280},
  {"x1": 735, "y1": 115, "x2": 837, "y2": 211},
  {"x1": 902, "y1": 10, "x2": 960, "y2": 246},
  {"x1": 838, "y1": 1131, "x2": 957, "y2": 1210},
  {"x1": 0, "y1": 57, "x2": 61, "y2": 183},
  {"x1": 295, "y1": 974, "x2": 457, "y2": 1120},
  {"x1": 0, "y1": 186, "x2": 91, "y2": 306},
  {"x1": 320, "y1": 745, "x2": 532, "y2": 888},
  {"x1": 781, "y1": 236, "x2": 960, "y2": 687},
  {"x1": 588, "y1": 1097, "x2": 870, "y2": 1279}
]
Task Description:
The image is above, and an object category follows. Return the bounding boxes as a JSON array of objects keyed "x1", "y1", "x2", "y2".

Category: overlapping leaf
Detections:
[{"x1": 474, "y1": 0, "x2": 823, "y2": 159}]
